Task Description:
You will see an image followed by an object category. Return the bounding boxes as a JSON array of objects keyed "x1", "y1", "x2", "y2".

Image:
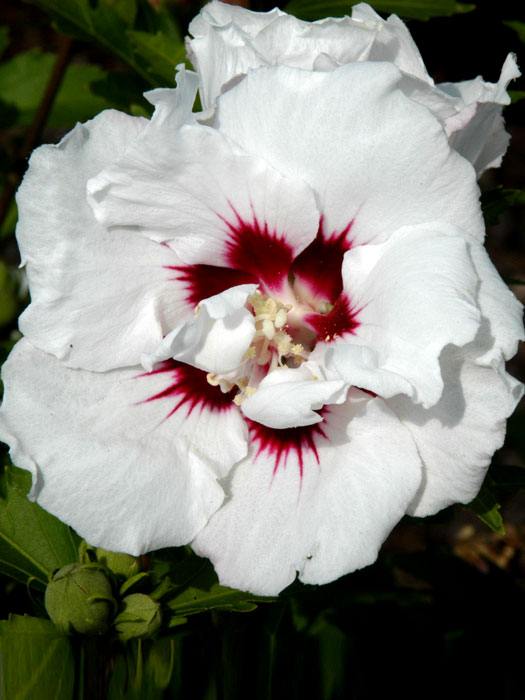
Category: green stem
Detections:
[{"x1": 75, "y1": 636, "x2": 112, "y2": 700}]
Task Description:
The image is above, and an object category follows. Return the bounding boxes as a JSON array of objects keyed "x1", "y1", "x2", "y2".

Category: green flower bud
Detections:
[
  {"x1": 95, "y1": 548, "x2": 141, "y2": 579},
  {"x1": 45, "y1": 563, "x2": 115, "y2": 635},
  {"x1": 115, "y1": 593, "x2": 161, "y2": 642}
]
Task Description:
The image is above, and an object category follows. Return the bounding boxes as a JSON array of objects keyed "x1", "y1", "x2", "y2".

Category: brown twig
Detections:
[{"x1": 0, "y1": 35, "x2": 74, "y2": 230}]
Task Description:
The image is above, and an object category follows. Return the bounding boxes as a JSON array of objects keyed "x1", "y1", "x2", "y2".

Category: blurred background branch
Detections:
[{"x1": 0, "y1": 34, "x2": 73, "y2": 227}]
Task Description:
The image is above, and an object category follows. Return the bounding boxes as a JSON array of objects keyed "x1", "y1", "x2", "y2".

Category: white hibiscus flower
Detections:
[
  {"x1": 188, "y1": 1, "x2": 520, "y2": 175},
  {"x1": 0, "y1": 4, "x2": 523, "y2": 596}
]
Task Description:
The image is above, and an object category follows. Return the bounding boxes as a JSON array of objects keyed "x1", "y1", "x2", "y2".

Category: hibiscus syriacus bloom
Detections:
[
  {"x1": 188, "y1": 1, "x2": 520, "y2": 175},
  {"x1": 0, "y1": 2, "x2": 523, "y2": 595}
]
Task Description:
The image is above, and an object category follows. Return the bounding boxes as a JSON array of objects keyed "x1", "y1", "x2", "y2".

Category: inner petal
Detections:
[
  {"x1": 156, "y1": 221, "x2": 361, "y2": 418},
  {"x1": 139, "y1": 360, "x2": 237, "y2": 418},
  {"x1": 291, "y1": 216, "x2": 353, "y2": 306},
  {"x1": 247, "y1": 416, "x2": 328, "y2": 479},
  {"x1": 221, "y1": 206, "x2": 295, "y2": 293},
  {"x1": 165, "y1": 208, "x2": 301, "y2": 308},
  {"x1": 303, "y1": 294, "x2": 360, "y2": 343},
  {"x1": 142, "y1": 284, "x2": 257, "y2": 375},
  {"x1": 146, "y1": 211, "x2": 363, "y2": 445},
  {"x1": 167, "y1": 263, "x2": 256, "y2": 307}
]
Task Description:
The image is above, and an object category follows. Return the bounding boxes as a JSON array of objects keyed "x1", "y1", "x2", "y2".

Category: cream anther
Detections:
[
  {"x1": 206, "y1": 290, "x2": 312, "y2": 408},
  {"x1": 262, "y1": 319, "x2": 275, "y2": 340},
  {"x1": 248, "y1": 290, "x2": 294, "y2": 360},
  {"x1": 206, "y1": 373, "x2": 235, "y2": 393},
  {"x1": 233, "y1": 385, "x2": 256, "y2": 406},
  {"x1": 274, "y1": 308, "x2": 287, "y2": 329}
]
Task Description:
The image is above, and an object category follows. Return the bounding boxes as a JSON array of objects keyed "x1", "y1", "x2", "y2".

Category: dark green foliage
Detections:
[
  {"x1": 285, "y1": 0, "x2": 475, "y2": 21},
  {"x1": 0, "y1": 464, "x2": 79, "y2": 587}
]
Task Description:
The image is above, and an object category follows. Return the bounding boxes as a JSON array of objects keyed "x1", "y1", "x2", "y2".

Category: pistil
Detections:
[{"x1": 205, "y1": 290, "x2": 306, "y2": 405}]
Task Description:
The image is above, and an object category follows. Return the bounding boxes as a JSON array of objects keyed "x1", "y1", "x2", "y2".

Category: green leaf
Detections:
[
  {"x1": 0, "y1": 333, "x2": 21, "y2": 390},
  {"x1": 150, "y1": 551, "x2": 273, "y2": 621},
  {"x1": 310, "y1": 615, "x2": 347, "y2": 700},
  {"x1": 90, "y1": 71, "x2": 150, "y2": 113},
  {"x1": 28, "y1": 0, "x2": 141, "y2": 74},
  {"x1": 145, "y1": 638, "x2": 176, "y2": 690},
  {"x1": 107, "y1": 650, "x2": 130, "y2": 700},
  {"x1": 0, "y1": 464, "x2": 79, "y2": 587},
  {"x1": 108, "y1": 0, "x2": 138, "y2": 25},
  {"x1": 0, "y1": 98, "x2": 19, "y2": 129},
  {"x1": 0, "y1": 615, "x2": 75, "y2": 700},
  {"x1": 256, "y1": 606, "x2": 284, "y2": 699},
  {"x1": 0, "y1": 261, "x2": 18, "y2": 328},
  {"x1": 167, "y1": 562, "x2": 273, "y2": 617},
  {"x1": 504, "y1": 20, "x2": 525, "y2": 43},
  {"x1": 128, "y1": 30, "x2": 186, "y2": 84},
  {"x1": 481, "y1": 187, "x2": 525, "y2": 226},
  {"x1": 0, "y1": 49, "x2": 113, "y2": 128},
  {"x1": 0, "y1": 26, "x2": 9, "y2": 58},
  {"x1": 0, "y1": 199, "x2": 17, "y2": 239},
  {"x1": 510, "y1": 90, "x2": 525, "y2": 104},
  {"x1": 120, "y1": 571, "x2": 150, "y2": 596},
  {"x1": 149, "y1": 547, "x2": 206, "y2": 589},
  {"x1": 168, "y1": 584, "x2": 261, "y2": 617},
  {"x1": 167, "y1": 616, "x2": 187, "y2": 629},
  {"x1": 285, "y1": 0, "x2": 474, "y2": 21},
  {"x1": 468, "y1": 481, "x2": 505, "y2": 534},
  {"x1": 108, "y1": 639, "x2": 175, "y2": 700},
  {"x1": 30, "y1": 0, "x2": 183, "y2": 86}
]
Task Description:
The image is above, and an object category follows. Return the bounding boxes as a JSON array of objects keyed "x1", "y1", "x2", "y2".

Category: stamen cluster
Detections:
[{"x1": 207, "y1": 291, "x2": 305, "y2": 405}]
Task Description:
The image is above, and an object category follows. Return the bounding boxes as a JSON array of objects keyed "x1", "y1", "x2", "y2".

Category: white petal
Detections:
[
  {"x1": 188, "y1": 20, "x2": 270, "y2": 110},
  {"x1": 15, "y1": 109, "x2": 196, "y2": 372},
  {"x1": 199, "y1": 283, "x2": 256, "y2": 319},
  {"x1": 188, "y1": 1, "x2": 378, "y2": 108},
  {"x1": 189, "y1": 1, "x2": 285, "y2": 38},
  {"x1": 87, "y1": 122, "x2": 319, "y2": 281},
  {"x1": 193, "y1": 391, "x2": 422, "y2": 595},
  {"x1": 241, "y1": 362, "x2": 347, "y2": 428},
  {"x1": 324, "y1": 343, "x2": 414, "y2": 399},
  {"x1": 144, "y1": 65, "x2": 199, "y2": 128},
  {"x1": 469, "y1": 244, "x2": 525, "y2": 364},
  {"x1": 440, "y1": 53, "x2": 520, "y2": 111},
  {"x1": 0, "y1": 341, "x2": 249, "y2": 553},
  {"x1": 328, "y1": 222, "x2": 481, "y2": 407},
  {"x1": 189, "y1": 1, "x2": 435, "y2": 111},
  {"x1": 439, "y1": 54, "x2": 520, "y2": 174},
  {"x1": 214, "y1": 62, "x2": 483, "y2": 244},
  {"x1": 450, "y1": 104, "x2": 510, "y2": 175},
  {"x1": 387, "y1": 345, "x2": 523, "y2": 516},
  {"x1": 143, "y1": 284, "x2": 257, "y2": 374},
  {"x1": 397, "y1": 73, "x2": 464, "y2": 127},
  {"x1": 351, "y1": 3, "x2": 430, "y2": 83},
  {"x1": 189, "y1": 2, "x2": 515, "y2": 178},
  {"x1": 254, "y1": 14, "x2": 376, "y2": 68}
]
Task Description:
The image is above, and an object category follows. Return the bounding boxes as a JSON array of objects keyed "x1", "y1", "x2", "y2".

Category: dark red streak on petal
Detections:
[
  {"x1": 167, "y1": 264, "x2": 256, "y2": 307},
  {"x1": 221, "y1": 208, "x2": 294, "y2": 292},
  {"x1": 138, "y1": 361, "x2": 236, "y2": 418},
  {"x1": 247, "y1": 418, "x2": 328, "y2": 479},
  {"x1": 359, "y1": 388, "x2": 378, "y2": 398},
  {"x1": 292, "y1": 217, "x2": 353, "y2": 303},
  {"x1": 305, "y1": 294, "x2": 360, "y2": 343}
]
